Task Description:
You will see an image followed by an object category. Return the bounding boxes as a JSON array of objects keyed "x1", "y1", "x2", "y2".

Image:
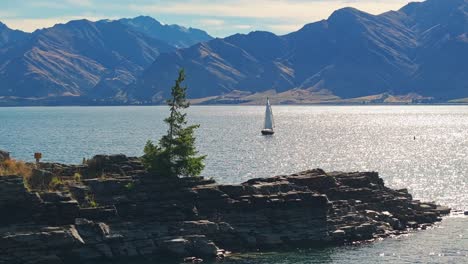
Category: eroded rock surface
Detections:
[{"x1": 0, "y1": 155, "x2": 450, "y2": 263}]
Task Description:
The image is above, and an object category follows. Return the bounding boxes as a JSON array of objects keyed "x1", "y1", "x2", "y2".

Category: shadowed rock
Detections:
[{"x1": 0, "y1": 154, "x2": 451, "y2": 263}]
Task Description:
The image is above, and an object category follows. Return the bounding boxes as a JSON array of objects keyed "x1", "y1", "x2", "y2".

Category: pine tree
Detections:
[{"x1": 143, "y1": 69, "x2": 206, "y2": 177}]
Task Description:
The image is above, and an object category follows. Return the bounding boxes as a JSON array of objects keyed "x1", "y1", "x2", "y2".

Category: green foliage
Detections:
[
  {"x1": 49, "y1": 176, "x2": 63, "y2": 190},
  {"x1": 73, "y1": 173, "x2": 82, "y2": 182},
  {"x1": 89, "y1": 200, "x2": 98, "y2": 208},
  {"x1": 85, "y1": 194, "x2": 99, "y2": 208},
  {"x1": 143, "y1": 69, "x2": 206, "y2": 178}
]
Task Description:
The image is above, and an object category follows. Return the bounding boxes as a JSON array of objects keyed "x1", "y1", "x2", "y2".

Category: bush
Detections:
[
  {"x1": 0, "y1": 159, "x2": 32, "y2": 177},
  {"x1": 74, "y1": 173, "x2": 82, "y2": 182},
  {"x1": 49, "y1": 176, "x2": 64, "y2": 190},
  {"x1": 85, "y1": 194, "x2": 99, "y2": 208}
]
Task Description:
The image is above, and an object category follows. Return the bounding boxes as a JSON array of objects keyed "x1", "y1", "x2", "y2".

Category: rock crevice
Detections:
[{"x1": 0, "y1": 155, "x2": 450, "y2": 263}]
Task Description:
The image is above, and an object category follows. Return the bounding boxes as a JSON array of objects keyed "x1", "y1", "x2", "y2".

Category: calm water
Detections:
[{"x1": 1, "y1": 106, "x2": 467, "y2": 263}]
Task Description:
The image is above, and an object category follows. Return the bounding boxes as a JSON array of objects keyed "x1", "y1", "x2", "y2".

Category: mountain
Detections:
[
  {"x1": 134, "y1": 0, "x2": 468, "y2": 103},
  {"x1": 0, "y1": 19, "x2": 174, "y2": 98},
  {"x1": 0, "y1": 22, "x2": 29, "y2": 48},
  {"x1": 0, "y1": 17, "x2": 211, "y2": 101},
  {"x1": 401, "y1": 0, "x2": 468, "y2": 99},
  {"x1": 0, "y1": 0, "x2": 466, "y2": 105},
  {"x1": 119, "y1": 16, "x2": 213, "y2": 48}
]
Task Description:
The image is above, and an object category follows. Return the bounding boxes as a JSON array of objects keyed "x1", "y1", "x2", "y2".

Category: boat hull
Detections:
[{"x1": 261, "y1": 129, "x2": 275, "y2": 135}]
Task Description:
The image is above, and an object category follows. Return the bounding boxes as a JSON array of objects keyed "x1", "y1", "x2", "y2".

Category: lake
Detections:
[{"x1": 1, "y1": 105, "x2": 467, "y2": 263}]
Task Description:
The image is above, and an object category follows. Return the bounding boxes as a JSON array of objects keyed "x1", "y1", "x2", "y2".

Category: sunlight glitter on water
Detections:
[{"x1": 1, "y1": 105, "x2": 468, "y2": 264}]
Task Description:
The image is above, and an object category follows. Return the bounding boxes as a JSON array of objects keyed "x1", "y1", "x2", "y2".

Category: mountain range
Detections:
[
  {"x1": 135, "y1": 0, "x2": 468, "y2": 104},
  {"x1": 0, "y1": 16, "x2": 212, "y2": 103},
  {"x1": 0, "y1": 0, "x2": 467, "y2": 105}
]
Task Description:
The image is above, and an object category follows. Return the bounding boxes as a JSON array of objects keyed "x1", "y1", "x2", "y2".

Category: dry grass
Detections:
[
  {"x1": 0, "y1": 159, "x2": 32, "y2": 177},
  {"x1": 449, "y1": 97, "x2": 468, "y2": 103},
  {"x1": 190, "y1": 89, "x2": 341, "y2": 105},
  {"x1": 0, "y1": 159, "x2": 65, "y2": 191}
]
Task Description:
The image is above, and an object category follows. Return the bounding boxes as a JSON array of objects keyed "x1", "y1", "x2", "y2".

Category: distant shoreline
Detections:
[
  {"x1": 1, "y1": 102, "x2": 468, "y2": 107},
  {"x1": 2, "y1": 90, "x2": 467, "y2": 107}
]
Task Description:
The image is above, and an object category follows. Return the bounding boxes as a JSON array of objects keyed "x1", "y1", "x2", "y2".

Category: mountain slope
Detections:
[
  {"x1": 0, "y1": 17, "x2": 212, "y2": 100},
  {"x1": 119, "y1": 16, "x2": 213, "y2": 48},
  {"x1": 0, "y1": 22, "x2": 29, "y2": 48},
  {"x1": 134, "y1": 0, "x2": 468, "y2": 102},
  {"x1": 133, "y1": 31, "x2": 292, "y2": 100},
  {"x1": 0, "y1": 19, "x2": 174, "y2": 98},
  {"x1": 402, "y1": 0, "x2": 468, "y2": 99}
]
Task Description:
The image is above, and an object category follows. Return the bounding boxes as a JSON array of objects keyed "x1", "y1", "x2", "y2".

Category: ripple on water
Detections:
[{"x1": 1, "y1": 105, "x2": 467, "y2": 263}]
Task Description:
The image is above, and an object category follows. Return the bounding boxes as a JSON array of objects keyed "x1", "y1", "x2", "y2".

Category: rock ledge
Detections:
[{"x1": 0, "y1": 155, "x2": 450, "y2": 263}]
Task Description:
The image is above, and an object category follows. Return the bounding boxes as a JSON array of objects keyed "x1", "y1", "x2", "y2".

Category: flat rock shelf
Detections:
[{"x1": 0, "y1": 154, "x2": 451, "y2": 263}]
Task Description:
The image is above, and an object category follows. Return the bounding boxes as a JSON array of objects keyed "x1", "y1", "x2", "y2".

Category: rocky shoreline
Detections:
[{"x1": 0, "y1": 154, "x2": 451, "y2": 263}]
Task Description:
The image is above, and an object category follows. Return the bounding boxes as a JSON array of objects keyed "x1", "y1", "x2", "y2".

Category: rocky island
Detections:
[{"x1": 0, "y1": 152, "x2": 451, "y2": 264}]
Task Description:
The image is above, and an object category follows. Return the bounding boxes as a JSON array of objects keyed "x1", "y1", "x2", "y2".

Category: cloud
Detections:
[
  {"x1": 1, "y1": 0, "x2": 418, "y2": 35},
  {"x1": 130, "y1": 0, "x2": 413, "y2": 24},
  {"x1": 0, "y1": 10, "x2": 17, "y2": 19},
  {"x1": 2, "y1": 15, "x2": 112, "y2": 32},
  {"x1": 128, "y1": 0, "x2": 414, "y2": 35},
  {"x1": 266, "y1": 23, "x2": 302, "y2": 33},
  {"x1": 65, "y1": 0, "x2": 93, "y2": 7},
  {"x1": 232, "y1": 25, "x2": 253, "y2": 30},
  {"x1": 198, "y1": 19, "x2": 225, "y2": 26},
  {"x1": 31, "y1": 0, "x2": 93, "y2": 9},
  {"x1": 2, "y1": 18, "x2": 64, "y2": 32}
]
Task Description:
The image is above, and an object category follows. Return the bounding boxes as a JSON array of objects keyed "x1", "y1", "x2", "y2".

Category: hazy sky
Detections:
[{"x1": 1, "y1": 0, "x2": 418, "y2": 36}]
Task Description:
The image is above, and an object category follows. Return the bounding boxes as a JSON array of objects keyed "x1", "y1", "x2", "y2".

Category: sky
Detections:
[{"x1": 0, "y1": 0, "x2": 418, "y2": 37}]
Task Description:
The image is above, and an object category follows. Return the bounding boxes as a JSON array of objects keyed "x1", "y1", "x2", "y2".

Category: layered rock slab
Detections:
[{"x1": 0, "y1": 156, "x2": 450, "y2": 263}]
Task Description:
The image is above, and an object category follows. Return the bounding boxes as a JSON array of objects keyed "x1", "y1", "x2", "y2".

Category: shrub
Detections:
[
  {"x1": 74, "y1": 173, "x2": 82, "y2": 182},
  {"x1": 49, "y1": 176, "x2": 63, "y2": 190},
  {"x1": 0, "y1": 159, "x2": 32, "y2": 177},
  {"x1": 85, "y1": 194, "x2": 99, "y2": 208}
]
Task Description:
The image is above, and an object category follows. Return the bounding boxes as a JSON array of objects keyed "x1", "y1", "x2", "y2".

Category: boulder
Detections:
[
  {"x1": 433, "y1": 206, "x2": 451, "y2": 215},
  {"x1": 331, "y1": 230, "x2": 346, "y2": 239},
  {"x1": 28, "y1": 169, "x2": 54, "y2": 189},
  {"x1": 188, "y1": 235, "x2": 219, "y2": 257},
  {"x1": 163, "y1": 238, "x2": 190, "y2": 256}
]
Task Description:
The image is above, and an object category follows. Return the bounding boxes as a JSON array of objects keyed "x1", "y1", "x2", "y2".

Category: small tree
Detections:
[{"x1": 143, "y1": 69, "x2": 206, "y2": 177}]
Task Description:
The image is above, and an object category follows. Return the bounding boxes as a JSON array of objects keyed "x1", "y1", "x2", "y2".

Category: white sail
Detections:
[{"x1": 264, "y1": 99, "x2": 274, "y2": 130}]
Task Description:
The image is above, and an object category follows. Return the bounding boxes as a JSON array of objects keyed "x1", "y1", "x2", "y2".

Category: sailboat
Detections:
[{"x1": 261, "y1": 98, "x2": 275, "y2": 135}]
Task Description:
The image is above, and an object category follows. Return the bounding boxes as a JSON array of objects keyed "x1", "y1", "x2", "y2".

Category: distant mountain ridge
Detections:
[
  {"x1": 0, "y1": 0, "x2": 467, "y2": 105},
  {"x1": 134, "y1": 0, "x2": 468, "y2": 104},
  {"x1": 0, "y1": 22, "x2": 28, "y2": 48},
  {"x1": 0, "y1": 17, "x2": 212, "y2": 101},
  {"x1": 119, "y1": 16, "x2": 213, "y2": 48}
]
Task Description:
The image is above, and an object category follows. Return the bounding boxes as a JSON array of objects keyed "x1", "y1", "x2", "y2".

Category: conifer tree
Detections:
[{"x1": 143, "y1": 69, "x2": 205, "y2": 177}]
